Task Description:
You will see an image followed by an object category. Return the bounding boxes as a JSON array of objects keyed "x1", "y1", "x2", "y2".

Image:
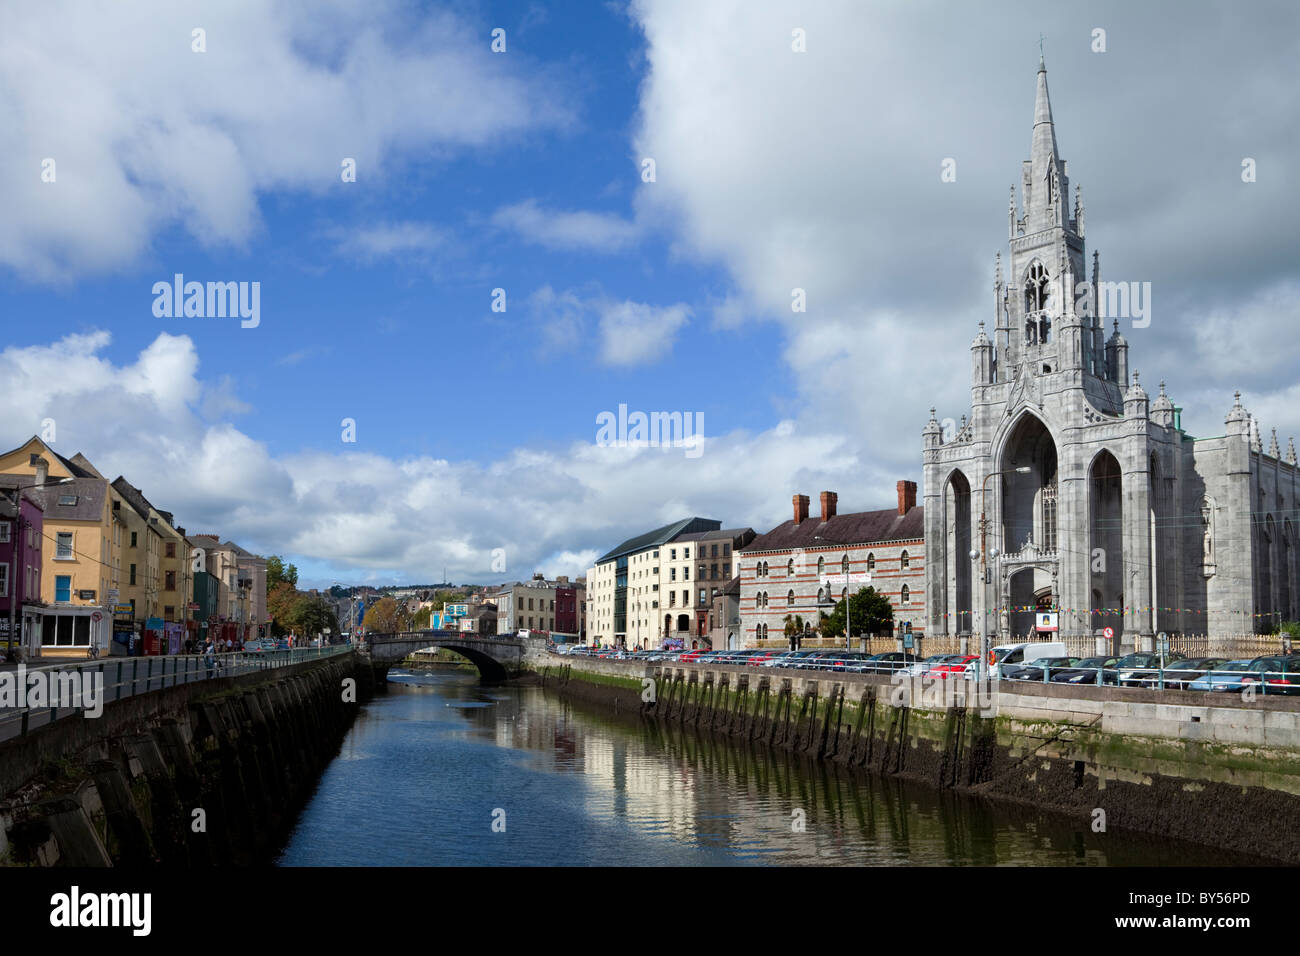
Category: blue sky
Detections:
[{"x1": 2, "y1": 1, "x2": 1297, "y2": 588}]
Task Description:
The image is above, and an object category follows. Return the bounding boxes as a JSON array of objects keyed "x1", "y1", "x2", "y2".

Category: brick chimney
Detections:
[
  {"x1": 896, "y1": 480, "x2": 917, "y2": 515},
  {"x1": 819, "y1": 491, "x2": 837, "y2": 521},
  {"x1": 792, "y1": 494, "x2": 810, "y2": 525}
]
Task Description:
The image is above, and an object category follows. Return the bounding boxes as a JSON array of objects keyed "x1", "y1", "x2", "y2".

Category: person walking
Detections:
[{"x1": 203, "y1": 637, "x2": 216, "y2": 677}]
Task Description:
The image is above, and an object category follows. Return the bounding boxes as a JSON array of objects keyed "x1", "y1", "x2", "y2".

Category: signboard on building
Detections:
[
  {"x1": 113, "y1": 604, "x2": 134, "y2": 616},
  {"x1": 820, "y1": 573, "x2": 872, "y2": 587},
  {"x1": 78, "y1": 590, "x2": 96, "y2": 601},
  {"x1": 1036, "y1": 612, "x2": 1059, "y2": 633}
]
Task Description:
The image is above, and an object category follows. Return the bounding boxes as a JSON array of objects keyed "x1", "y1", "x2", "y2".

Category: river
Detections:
[{"x1": 276, "y1": 669, "x2": 1254, "y2": 866}]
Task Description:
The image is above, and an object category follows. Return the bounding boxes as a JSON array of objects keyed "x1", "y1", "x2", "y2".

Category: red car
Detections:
[
  {"x1": 746, "y1": 651, "x2": 777, "y2": 666},
  {"x1": 680, "y1": 649, "x2": 708, "y2": 662},
  {"x1": 929, "y1": 655, "x2": 978, "y2": 679}
]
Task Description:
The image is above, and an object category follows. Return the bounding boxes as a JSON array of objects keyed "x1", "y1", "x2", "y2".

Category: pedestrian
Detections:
[{"x1": 203, "y1": 637, "x2": 216, "y2": 676}]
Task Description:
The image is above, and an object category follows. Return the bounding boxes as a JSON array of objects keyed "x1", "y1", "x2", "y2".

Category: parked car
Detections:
[
  {"x1": 1049, "y1": 656, "x2": 1120, "y2": 685},
  {"x1": 764, "y1": 650, "x2": 819, "y2": 668},
  {"x1": 901, "y1": 653, "x2": 967, "y2": 677},
  {"x1": 1239, "y1": 654, "x2": 1300, "y2": 696},
  {"x1": 860, "y1": 652, "x2": 921, "y2": 675},
  {"x1": 1187, "y1": 659, "x2": 1255, "y2": 692},
  {"x1": 1003, "y1": 656, "x2": 1080, "y2": 682},
  {"x1": 1136, "y1": 657, "x2": 1227, "y2": 690},
  {"x1": 987, "y1": 641, "x2": 1067, "y2": 679},
  {"x1": 1114, "y1": 652, "x2": 1186, "y2": 687},
  {"x1": 930, "y1": 655, "x2": 980, "y2": 679}
]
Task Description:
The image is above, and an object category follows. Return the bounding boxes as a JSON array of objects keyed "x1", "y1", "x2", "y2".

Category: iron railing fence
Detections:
[{"x1": 0, "y1": 645, "x2": 352, "y2": 743}]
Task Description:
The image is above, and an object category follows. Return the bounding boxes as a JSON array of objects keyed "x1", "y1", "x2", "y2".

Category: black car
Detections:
[
  {"x1": 1115, "y1": 652, "x2": 1187, "y2": 687},
  {"x1": 1135, "y1": 657, "x2": 1227, "y2": 690},
  {"x1": 1003, "y1": 656, "x2": 1080, "y2": 682},
  {"x1": 1049, "y1": 656, "x2": 1120, "y2": 685}
]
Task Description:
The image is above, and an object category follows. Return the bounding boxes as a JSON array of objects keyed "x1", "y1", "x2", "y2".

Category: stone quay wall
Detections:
[
  {"x1": 526, "y1": 651, "x2": 1300, "y2": 863},
  {"x1": 0, "y1": 651, "x2": 377, "y2": 866}
]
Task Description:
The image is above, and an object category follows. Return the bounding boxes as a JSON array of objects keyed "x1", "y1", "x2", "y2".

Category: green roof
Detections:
[{"x1": 595, "y1": 517, "x2": 721, "y2": 565}]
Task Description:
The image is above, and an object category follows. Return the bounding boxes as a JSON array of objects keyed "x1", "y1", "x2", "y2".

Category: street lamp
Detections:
[{"x1": 969, "y1": 466, "x2": 1032, "y2": 669}]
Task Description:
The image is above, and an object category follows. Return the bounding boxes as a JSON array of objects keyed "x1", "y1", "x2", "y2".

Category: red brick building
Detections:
[{"x1": 737, "y1": 482, "x2": 925, "y2": 644}]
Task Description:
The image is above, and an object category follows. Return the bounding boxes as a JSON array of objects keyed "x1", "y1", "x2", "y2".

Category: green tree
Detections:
[
  {"x1": 783, "y1": 614, "x2": 804, "y2": 639},
  {"x1": 820, "y1": 587, "x2": 894, "y2": 639},
  {"x1": 266, "y1": 555, "x2": 299, "y2": 591},
  {"x1": 365, "y1": 597, "x2": 401, "y2": 634},
  {"x1": 294, "y1": 594, "x2": 339, "y2": 637}
]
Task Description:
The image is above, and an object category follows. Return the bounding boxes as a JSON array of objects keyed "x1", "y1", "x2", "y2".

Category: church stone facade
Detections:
[{"x1": 923, "y1": 59, "x2": 1299, "y2": 649}]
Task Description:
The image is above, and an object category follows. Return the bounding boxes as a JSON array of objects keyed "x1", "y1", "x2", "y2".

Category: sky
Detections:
[{"x1": 1, "y1": 0, "x2": 1298, "y2": 589}]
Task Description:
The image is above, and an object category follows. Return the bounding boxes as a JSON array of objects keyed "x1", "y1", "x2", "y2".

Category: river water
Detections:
[{"x1": 276, "y1": 669, "x2": 1251, "y2": 866}]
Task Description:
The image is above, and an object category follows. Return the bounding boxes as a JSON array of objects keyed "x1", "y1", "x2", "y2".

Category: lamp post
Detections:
[{"x1": 970, "y1": 466, "x2": 1033, "y2": 668}]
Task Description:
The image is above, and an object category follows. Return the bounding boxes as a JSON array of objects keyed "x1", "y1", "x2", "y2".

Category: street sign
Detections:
[{"x1": 1103, "y1": 626, "x2": 1115, "y2": 640}]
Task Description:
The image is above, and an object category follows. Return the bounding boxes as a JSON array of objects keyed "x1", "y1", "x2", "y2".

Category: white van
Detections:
[{"x1": 982, "y1": 641, "x2": 1067, "y2": 679}]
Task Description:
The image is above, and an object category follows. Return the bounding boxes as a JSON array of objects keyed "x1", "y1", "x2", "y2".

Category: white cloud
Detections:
[
  {"x1": 0, "y1": 1, "x2": 571, "y2": 281},
  {"x1": 597, "y1": 300, "x2": 691, "y2": 365},
  {"x1": 0, "y1": 330, "x2": 894, "y2": 588},
  {"x1": 491, "y1": 199, "x2": 640, "y2": 252},
  {"x1": 331, "y1": 221, "x2": 450, "y2": 264}
]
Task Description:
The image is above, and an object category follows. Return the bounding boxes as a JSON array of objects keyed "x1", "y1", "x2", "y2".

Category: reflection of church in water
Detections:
[{"x1": 923, "y1": 58, "x2": 1297, "y2": 647}]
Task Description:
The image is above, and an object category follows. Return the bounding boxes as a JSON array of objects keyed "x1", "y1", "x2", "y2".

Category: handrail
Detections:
[{"x1": 0, "y1": 645, "x2": 352, "y2": 742}]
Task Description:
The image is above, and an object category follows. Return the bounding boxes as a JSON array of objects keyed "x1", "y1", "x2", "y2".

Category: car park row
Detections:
[{"x1": 554, "y1": 644, "x2": 1300, "y2": 696}]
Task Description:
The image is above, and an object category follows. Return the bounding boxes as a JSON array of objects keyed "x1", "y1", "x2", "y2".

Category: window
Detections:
[
  {"x1": 867, "y1": 553, "x2": 876, "y2": 572},
  {"x1": 787, "y1": 558, "x2": 794, "y2": 576},
  {"x1": 165, "y1": 570, "x2": 176, "y2": 591},
  {"x1": 671, "y1": 567, "x2": 677, "y2": 581},
  {"x1": 56, "y1": 532, "x2": 73, "y2": 559},
  {"x1": 0, "y1": 564, "x2": 7, "y2": 597},
  {"x1": 684, "y1": 567, "x2": 690, "y2": 581},
  {"x1": 901, "y1": 585, "x2": 911, "y2": 605},
  {"x1": 684, "y1": 548, "x2": 690, "y2": 559},
  {"x1": 130, "y1": 564, "x2": 137, "y2": 586},
  {"x1": 670, "y1": 549, "x2": 676, "y2": 560},
  {"x1": 900, "y1": 550, "x2": 910, "y2": 569},
  {"x1": 130, "y1": 531, "x2": 137, "y2": 548},
  {"x1": 164, "y1": 605, "x2": 175, "y2": 620},
  {"x1": 41, "y1": 613, "x2": 91, "y2": 648},
  {"x1": 55, "y1": 575, "x2": 72, "y2": 603},
  {"x1": 57, "y1": 494, "x2": 77, "y2": 506},
  {"x1": 0, "y1": 521, "x2": 9, "y2": 543},
  {"x1": 842, "y1": 554, "x2": 849, "y2": 574},
  {"x1": 669, "y1": 592, "x2": 676, "y2": 607},
  {"x1": 165, "y1": 541, "x2": 176, "y2": 558},
  {"x1": 682, "y1": 590, "x2": 689, "y2": 606},
  {"x1": 723, "y1": 544, "x2": 730, "y2": 555},
  {"x1": 817, "y1": 556, "x2": 825, "y2": 576},
  {"x1": 699, "y1": 589, "x2": 706, "y2": 606},
  {"x1": 787, "y1": 589, "x2": 795, "y2": 606}
]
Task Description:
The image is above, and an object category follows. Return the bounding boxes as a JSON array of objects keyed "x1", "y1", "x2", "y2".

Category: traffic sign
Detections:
[{"x1": 1102, "y1": 626, "x2": 1114, "y2": 639}]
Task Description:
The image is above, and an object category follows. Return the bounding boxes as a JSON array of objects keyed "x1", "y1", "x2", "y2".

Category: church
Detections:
[{"x1": 922, "y1": 58, "x2": 1298, "y2": 649}]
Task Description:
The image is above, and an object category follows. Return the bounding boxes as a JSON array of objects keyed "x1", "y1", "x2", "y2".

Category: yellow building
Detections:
[
  {"x1": 112, "y1": 476, "x2": 192, "y2": 628},
  {"x1": 0, "y1": 437, "x2": 125, "y2": 658}
]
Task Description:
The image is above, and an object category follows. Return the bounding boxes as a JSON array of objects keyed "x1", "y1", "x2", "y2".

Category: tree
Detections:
[
  {"x1": 783, "y1": 614, "x2": 804, "y2": 639},
  {"x1": 266, "y1": 555, "x2": 299, "y2": 591},
  {"x1": 412, "y1": 606, "x2": 432, "y2": 630},
  {"x1": 365, "y1": 597, "x2": 401, "y2": 634},
  {"x1": 820, "y1": 587, "x2": 894, "y2": 639},
  {"x1": 267, "y1": 581, "x2": 299, "y2": 637},
  {"x1": 295, "y1": 594, "x2": 339, "y2": 637}
]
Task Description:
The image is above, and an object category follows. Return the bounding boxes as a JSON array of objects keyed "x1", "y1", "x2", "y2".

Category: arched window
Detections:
[
  {"x1": 901, "y1": 585, "x2": 910, "y2": 605},
  {"x1": 788, "y1": 589, "x2": 795, "y2": 606},
  {"x1": 817, "y1": 588, "x2": 825, "y2": 603},
  {"x1": 817, "y1": 556, "x2": 825, "y2": 576},
  {"x1": 787, "y1": 559, "x2": 794, "y2": 576},
  {"x1": 841, "y1": 554, "x2": 849, "y2": 575},
  {"x1": 900, "y1": 550, "x2": 910, "y2": 569},
  {"x1": 867, "y1": 553, "x2": 875, "y2": 572},
  {"x1": 762, "y1": 560, "x2": 769, "y2": 577}
]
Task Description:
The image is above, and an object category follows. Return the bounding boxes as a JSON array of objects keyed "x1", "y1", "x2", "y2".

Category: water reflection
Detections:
[{"x1": 276, "y1": 669, "x2": 1258, "y2": 866}]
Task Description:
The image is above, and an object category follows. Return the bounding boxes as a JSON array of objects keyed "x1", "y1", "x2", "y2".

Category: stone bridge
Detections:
[{"x1": 364, "y1": 630, "x2": 546, "y2": 682}]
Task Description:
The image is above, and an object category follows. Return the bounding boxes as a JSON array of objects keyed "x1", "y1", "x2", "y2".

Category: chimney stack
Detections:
[
  {"x1": 31, "y1": 455, "x2": 49, "y2": 487},
  {"x1": 819, "y1": 491, "x2": 838, "y2": 521},
  {"x1": 896, "y1": 480, "x2": 917, "y2": 515},
  {"x1": 792, "y1": 494, "x2": 810, "y2": 525}
]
